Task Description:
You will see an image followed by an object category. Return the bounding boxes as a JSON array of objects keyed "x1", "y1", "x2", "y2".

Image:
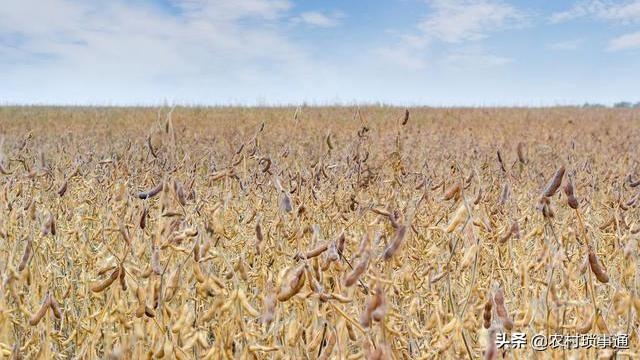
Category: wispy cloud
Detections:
[
  {"x1": 551, "y1": 0, "x2": 640, "y2": 24},
  {"x1": 376, "y1": 0, "x2": 522, "y2": 70},
  {"x1": 172, "y1": 0, "x2": 292, "y2": 20},
  {"x1": 601, "y1": 1, "x2": 640, "y2": 22},
  {"x1": 550, "y1": 1, "x2": 606, "y2": 23},
  {"x1": 548, "y1": 39, "x2": 584, "y2": 50},
  {"x1": 0, "y1": 0, "x2": 301, "y2": 67},
  {"x1": 293, "y1": 11, "x2": 344, "y2": 28},
  {"x1": 445, "y1": 51, "x2": 512, "y2": 68},
  {"x1": 550, "y1": 1, "x2": 640, "y2": 52},
  {"x1": 607, "y1": 30, "x2": 640, "y2": 50},
  {"x1": 419, "y1": 0, "x2": 525, "y2": 43},
  {"x1": 0, "y1": 0, "x2": 344, "y2": 103}
]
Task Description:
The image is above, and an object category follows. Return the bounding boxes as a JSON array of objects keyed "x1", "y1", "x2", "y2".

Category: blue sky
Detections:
[{"x1": 1, "y1": 0, "x2": 639, "y2": 106}]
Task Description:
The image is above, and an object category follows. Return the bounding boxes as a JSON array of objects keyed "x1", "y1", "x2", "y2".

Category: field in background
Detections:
[{"x1": 0, "y1": 106, "x2": 638, "y2": 359}]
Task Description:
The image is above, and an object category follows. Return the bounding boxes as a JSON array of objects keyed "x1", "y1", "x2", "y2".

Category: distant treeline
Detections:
[{"x1": 583, "y1": 102, "x2": 640, "y2": 108}]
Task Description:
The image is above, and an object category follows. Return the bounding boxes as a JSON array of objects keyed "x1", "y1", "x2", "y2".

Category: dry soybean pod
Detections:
[
  {"x1": 91, "y1": 267, "x2": 120, "y2": 293},
  {"x1": 588, "y1": 247, "x2": 609, "y2": 283},
  {"x1": 49, "y1": 294, "x2": 63, "y2": 319},
  {"x1": 29, "y1": 293, "x2": 51, "y2": 326},
  {"x1": 17, "y1": 236, "x2": 32, "y2": 272},
  {"x1": 382, "y1": 224, "x2": 407, "y2": 260},
  {"x1": 344, "y1": 250, "x2": 370, "y2": 287},
  {"x1": 542, "y1": 166, "x2": 565, "y2": 197},
  {"x1": 277, "y1": 265, "x2": 305, "y2": 302},
  {"x1": 493, "y1": 287, "x2": 513, "y2": 330},
  {"x1": 137, "y1": 182, "x2": 163, "y2": 199}
]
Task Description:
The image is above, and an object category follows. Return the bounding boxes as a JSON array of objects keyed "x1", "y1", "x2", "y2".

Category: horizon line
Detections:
[{"x1": 1, "y1": 101, "x2": 638, "y2": 109}]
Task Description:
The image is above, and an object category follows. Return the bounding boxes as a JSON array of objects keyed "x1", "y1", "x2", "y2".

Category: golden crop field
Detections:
[{"x1": 0, "y1": 106, "x2": 638, "y2": 359}]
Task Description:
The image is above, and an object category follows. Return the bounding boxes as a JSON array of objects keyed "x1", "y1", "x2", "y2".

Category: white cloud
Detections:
[
  {"x1": 419, "y1": 0, "x2": 525, "y2": 43},
  {"x1": 548, "y1": 39, "x2": 584, "y2": 50},
  {"x1": 551, "y1": 1, "x2": 640, "y2": 24},
  {"x1": 293, "y1": 11, "x2": 343, "y2": 28},
  {"x1": 600, "y1": 1, "x2": 640, "y2": 22},
  {"x1": 550, "y1": 1, "x2": 607, "y2": 23},
  {"x1": 0, "y1": 0, "x2": 347, "y2": 104},
  {"x1": 550, "y1": 1, "x2": 640, "y2": 52},
  {"x1": 173, "y1": 0, "x2": 291, "y2": 21},
  {"x1": 607, "y1": 31, "x2": 640, "y2": 50},
  {"x1": 375, "y1": 0, "x2": 521, "y2": 70}
]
